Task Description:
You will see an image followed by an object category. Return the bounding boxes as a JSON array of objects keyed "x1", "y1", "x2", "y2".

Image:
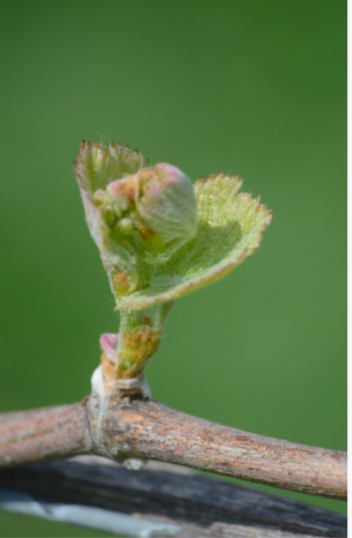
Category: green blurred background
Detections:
[{"x1": 0, "y1": 0, "x2": 346, "y2": 535}]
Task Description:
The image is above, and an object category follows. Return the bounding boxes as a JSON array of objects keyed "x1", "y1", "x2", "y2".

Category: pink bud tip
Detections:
[
  {"x1": 155, "y1": 163, "x2": 184, "y2": 185},
  {"x1": 100, "y1": 333, "x2": 119, "y2": 355}
]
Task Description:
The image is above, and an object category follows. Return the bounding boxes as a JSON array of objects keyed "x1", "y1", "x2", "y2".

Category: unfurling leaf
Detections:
[
  {"x1": 74, "y1": 142, "x2": 198, "y2": 302},
  {"x1": 75, "y1": 142, "x2": 272, "y2": 310},
  {"x1": 117, "y1": 173, "x2": 272, "y2": 310}
]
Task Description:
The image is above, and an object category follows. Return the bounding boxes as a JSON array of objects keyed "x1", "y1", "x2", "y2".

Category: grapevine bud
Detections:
[
  {"x1": 135, "y1": 163, "x2": 198, "y2": 247},
  {"x1": 104, "y1": 163, "x2": 198, "y2": 254}
]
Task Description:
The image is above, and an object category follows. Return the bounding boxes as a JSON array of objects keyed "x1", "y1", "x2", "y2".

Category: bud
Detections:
[
  {"x1": 106, "y1": 163, "x2": 198, "y2": 253},
  {"x1": 75, "y1": 142, "x2": 200, "y2": 307},
  {"x1": 136, "y1": 163, "x2": 198, "y2": 246}
]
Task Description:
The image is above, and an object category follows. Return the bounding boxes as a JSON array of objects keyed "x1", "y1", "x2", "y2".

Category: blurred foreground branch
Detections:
[
  {"x1": 0, "y1": 457, "x2": 347, "y2": 537},
  {"x1": 0, "y1": 396, "x2": 347, "y2": 501}
]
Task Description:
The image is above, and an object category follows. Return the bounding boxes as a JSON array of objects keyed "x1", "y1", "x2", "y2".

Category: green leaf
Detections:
[
  {"x1": 74, "y1": 141, "x2": 148, "y2": 195},
  {"x1": 74, "y1": 142, "x2": 149, "y2": 293},
  {"x1": 117, "y1": 173, "x2": 272, "y2": 310}
]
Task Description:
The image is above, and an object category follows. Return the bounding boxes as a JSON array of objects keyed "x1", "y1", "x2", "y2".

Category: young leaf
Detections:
[{"x1": 117, "y1": 173, "x2": 272, "y2": 310}]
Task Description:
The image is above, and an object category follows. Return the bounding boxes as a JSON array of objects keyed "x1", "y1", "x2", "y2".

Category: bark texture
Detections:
[
  {"x1": 86, "y1": 395, "x2": 347, "y2": 501},
  {"x1": 0, "y1": 457, "x2": 347, "y2": 537},
  {"x1": 0, "y1": 395, "x2": 347, "y2": 501},
  {"x1": 0, "y1": 402, "x2": 92, "y2": 467}
]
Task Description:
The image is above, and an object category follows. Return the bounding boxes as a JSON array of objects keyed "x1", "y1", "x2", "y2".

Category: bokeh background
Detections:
[{"x1": 0, "y1": 0, "x2": 346, "y2": 535}]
